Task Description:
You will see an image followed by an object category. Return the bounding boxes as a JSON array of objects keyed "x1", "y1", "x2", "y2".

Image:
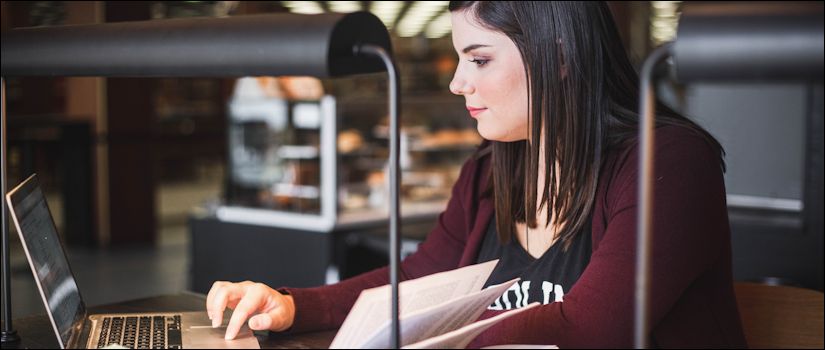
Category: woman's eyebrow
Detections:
[{"x1": 462, "y1": 44, "x2": 492, "y2": 54}]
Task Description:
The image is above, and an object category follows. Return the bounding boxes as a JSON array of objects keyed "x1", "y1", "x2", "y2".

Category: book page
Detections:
[
  {"x1": 359, "y1": 278, "x2": 520, "y2": 348},
  {"x1": 403, "y1": 302, "x2": 542, "y2": 349},
  {"x1": 329, "y1": 260, "x2": 498, "y2": 349}
]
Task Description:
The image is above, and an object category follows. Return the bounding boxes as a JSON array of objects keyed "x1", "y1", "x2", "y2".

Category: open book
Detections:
[{"x1": 329, "y1": 260, "x2": 557, "y2": 349}]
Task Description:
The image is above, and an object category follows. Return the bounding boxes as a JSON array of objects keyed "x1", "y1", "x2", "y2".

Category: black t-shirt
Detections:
[{"x1": 476, "y1": 215, "x2": 592, "y2": 310}]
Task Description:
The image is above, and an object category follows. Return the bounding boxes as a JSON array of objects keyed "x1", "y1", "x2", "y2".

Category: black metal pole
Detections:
[
  {"x1": 635, "y1": 43, "x2": 672, "y2": 349},
  {"x1": 356, "y1": 44, "x2": 401, "y2": 349},
  {"x1": 1, "y1": 78, "x2": 21, "y2": 344}
]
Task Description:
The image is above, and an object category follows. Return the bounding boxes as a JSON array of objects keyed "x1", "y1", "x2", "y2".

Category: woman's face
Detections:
[{"x1": 449, "y1": 10, "x2": 529, "y2": 142}]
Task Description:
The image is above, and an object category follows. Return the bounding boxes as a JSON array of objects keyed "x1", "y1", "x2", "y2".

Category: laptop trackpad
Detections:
[{"x1": 180, "y1": 312, "x2": 260, "y2": 349}]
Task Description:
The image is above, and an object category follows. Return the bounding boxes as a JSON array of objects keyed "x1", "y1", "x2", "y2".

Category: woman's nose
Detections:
[{"x1": 449, "y1": 75, "x2": 473, "y2": 95}]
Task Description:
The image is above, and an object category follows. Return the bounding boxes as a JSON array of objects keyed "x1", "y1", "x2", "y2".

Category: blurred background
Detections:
[{"x1": 1, "y1": 1, "x2": 822, "y2": 320}]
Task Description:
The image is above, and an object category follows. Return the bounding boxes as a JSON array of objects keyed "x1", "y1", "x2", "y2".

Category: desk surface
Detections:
[{"x1": 1, "y1": 293, "x2": 335, "y2": 349}]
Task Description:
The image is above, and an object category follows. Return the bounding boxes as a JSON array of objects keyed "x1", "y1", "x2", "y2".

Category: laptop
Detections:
[{"x1": 6, "y1": 174, "x2": 260, "y2": 349}]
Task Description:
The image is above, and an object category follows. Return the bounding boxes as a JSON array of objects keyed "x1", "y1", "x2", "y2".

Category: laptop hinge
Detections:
[{"x1": 66, "y1": 311, "x2": 90, "y2": 349}]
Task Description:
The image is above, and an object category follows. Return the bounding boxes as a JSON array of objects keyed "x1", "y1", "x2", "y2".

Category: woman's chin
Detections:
[
  {"x1": 478, "y1": 126, "x2": 523, "y2": 142},
  {"x1": 476, "y1": 126, "x2": 498, "y2": 141}
]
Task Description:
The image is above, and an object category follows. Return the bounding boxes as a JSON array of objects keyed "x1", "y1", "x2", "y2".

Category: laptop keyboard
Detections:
[{"x1": 97, "y1": 315, "x2": 182, "y2": 349}]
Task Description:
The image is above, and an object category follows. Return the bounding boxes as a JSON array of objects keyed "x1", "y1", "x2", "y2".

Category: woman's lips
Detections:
[{"x1": 467, "y1": 107, "x2": 487, "y2": 118}]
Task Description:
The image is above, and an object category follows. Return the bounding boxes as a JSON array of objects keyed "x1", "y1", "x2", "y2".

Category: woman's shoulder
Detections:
[
  {"x1": 599, "y1": 124, "x2": 725, "y2": 207},
  {"x1": 605, "y1": 124, "x2": 722, "y2": 177}
]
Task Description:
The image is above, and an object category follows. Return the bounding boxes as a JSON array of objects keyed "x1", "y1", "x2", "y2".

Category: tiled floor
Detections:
[{"x1": 2, "y1": 176, "x2": 222, "y2": 319}]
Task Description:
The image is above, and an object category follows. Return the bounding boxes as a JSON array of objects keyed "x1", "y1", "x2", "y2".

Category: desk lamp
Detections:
[
  {"x1": 1, "y1": 11, "x2": 404, "y2": 348},
  {"x1": 635, "y1": 4, "x2": 822, "y2": 348}
]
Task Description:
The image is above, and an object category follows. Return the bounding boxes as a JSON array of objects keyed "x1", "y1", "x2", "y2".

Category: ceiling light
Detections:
[
  {"x1": 425, "y1": 10, "x2": 452, "y2": 39},
  {"x1": 369, "y1": 1, "x2": 405, "y2": 29},
  {"x1": 650, "y1": 1, "x2": 682, "y2": 46},
  {"x1": 396, "y1": 1, "x2": 449, "y2": 37},
  {"x1": 282, "y1": 1, "x2": 324, "y2": 15},
  {"x1": 328, "y1": 1, "x2": 361, "y2": 13}
]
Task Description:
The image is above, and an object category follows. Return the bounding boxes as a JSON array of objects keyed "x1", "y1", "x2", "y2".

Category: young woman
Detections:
[{"x1": 206, "y1": 2, "x2": 747, "y2": 347}]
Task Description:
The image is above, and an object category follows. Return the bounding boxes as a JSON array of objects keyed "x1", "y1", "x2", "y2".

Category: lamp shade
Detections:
[
  {"x1": 673, "y1": 4, "x2": 823, "y2": 82},
  {"x1": 1, "y1": 11, "x2": 391, "y2": 78}
]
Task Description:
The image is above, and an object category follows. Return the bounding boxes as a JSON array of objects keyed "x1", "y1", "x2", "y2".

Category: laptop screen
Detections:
[{"x1": 7, "y1": 175, "x2": 86, "y2": 348}]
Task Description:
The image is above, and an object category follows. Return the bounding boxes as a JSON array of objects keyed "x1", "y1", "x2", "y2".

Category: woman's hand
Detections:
[{"x1": 206, "y1": 281, "x2": 296, "y2": 340}]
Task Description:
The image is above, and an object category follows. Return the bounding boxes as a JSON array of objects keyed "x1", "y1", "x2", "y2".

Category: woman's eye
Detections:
[{"x1": 469, "y1": 58, "x2": 489, "y2": 67}]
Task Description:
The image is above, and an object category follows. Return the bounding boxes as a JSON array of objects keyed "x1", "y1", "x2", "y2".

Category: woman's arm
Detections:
[{"x1": 280, "y1": 152, "x2": 484, "y2": 333}]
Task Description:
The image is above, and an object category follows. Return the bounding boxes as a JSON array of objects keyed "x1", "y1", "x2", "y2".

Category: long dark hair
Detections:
[{"x1": 449, "y1": 1, "x2": 725, "y2": 250}]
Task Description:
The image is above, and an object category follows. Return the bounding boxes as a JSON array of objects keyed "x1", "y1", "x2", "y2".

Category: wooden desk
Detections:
[{"x1": 1, "y1": 293, "x2": 335, "y2": 349}]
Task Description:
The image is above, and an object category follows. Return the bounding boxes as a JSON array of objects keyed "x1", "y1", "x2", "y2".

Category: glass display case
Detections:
[
  {"x1": 217, "y1": 76, "x2": 481, "y2": 233},
  {"x1": 219, "y1": 77, "x2": 337, "y2": 231},
  {"x1": 334, "y1": 95, "x2": 482, "y2": 230}
]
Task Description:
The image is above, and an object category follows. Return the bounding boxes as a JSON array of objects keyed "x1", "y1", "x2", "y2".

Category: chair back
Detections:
[{"x1": 735, "y1": 282, "x2": 824, "y2": 348}]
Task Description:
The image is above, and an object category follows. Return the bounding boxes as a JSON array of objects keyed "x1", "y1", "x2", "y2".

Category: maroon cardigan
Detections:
[{"x1": 281, "y1": 126, "x2": 747, "y2": 348}]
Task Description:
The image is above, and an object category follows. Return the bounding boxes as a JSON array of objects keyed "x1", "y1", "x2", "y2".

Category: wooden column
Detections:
[{"x1": 103, "y1": 2, "x2": 156, "y2": 245}]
